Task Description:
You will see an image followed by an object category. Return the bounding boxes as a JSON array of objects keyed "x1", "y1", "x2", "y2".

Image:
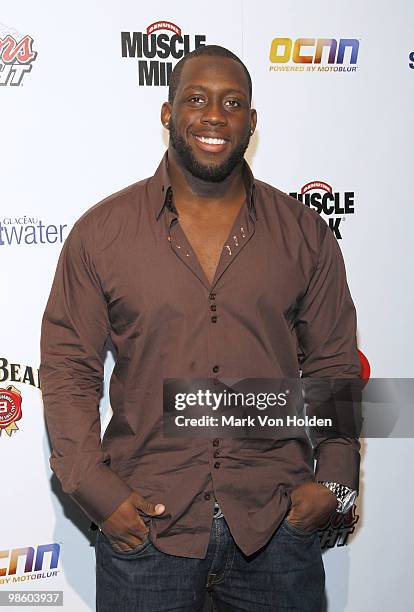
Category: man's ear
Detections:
[
  {"x1": 161, "y1": 102, "x2": 172, "y2": 129},
  {"x1": 250, "y1": 108, "x2": 257, "y2": 135}
]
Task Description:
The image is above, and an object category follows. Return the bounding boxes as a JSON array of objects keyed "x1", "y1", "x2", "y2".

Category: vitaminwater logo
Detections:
[
  {"x1": 0, "y1": 25, "x2": 37, "y2": 86},
  {"x1": 289, "y1": 181, "x2": 355, "y2": 239},
  {"x1": 0, "y1": 357, "x2": 41, "y2": 438},
  {"x1": 269, "y1": 37, "x2": 359, "y2": 73},
  {"x1": 0, "y1": 216, "x2": 68, "y2": 246},
  {"x1": 0, "y1": 543, "x2": 60, "y2": 582},
  {"x1": 121, "y1": 21, "x2": 206, "y2": 86}
]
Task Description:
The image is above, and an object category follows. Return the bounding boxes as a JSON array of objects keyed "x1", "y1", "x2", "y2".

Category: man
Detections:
[{"x1": 40, "y1": 45, "x2": 359, "y2": 611}]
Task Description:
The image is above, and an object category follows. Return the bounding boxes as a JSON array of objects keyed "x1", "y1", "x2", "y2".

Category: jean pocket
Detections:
[
  {"x1": 99, "y1": 530, "x2": 152, "y2": 558},
  {"x1": 282, "y1": 517, "x2": 316, "y2": 538}
]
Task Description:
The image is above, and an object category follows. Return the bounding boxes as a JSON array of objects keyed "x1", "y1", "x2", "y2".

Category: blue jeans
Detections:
[{"x1": 95, "y1": 515, "x2": 324, "y2": 611}]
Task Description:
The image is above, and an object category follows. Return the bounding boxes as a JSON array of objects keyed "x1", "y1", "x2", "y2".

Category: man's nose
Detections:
[{"x1": 201, "y1": 100, "x2": 227, "y2": 126}]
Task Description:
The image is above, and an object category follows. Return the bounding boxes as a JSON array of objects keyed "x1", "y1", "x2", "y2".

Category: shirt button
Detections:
[
  {"x1": 211, "y1": 316, "x2": 217, "y2": 323},
  {"x1": 209, "y1": 293, "x2": 216, "y2": 300},
  {"x1": 213, "y1": 439, "x2": 220, "y2": 446},
  {"x1": 204, "y1": 492, "x2": 211, "y2": 501},
  {"x1": 212, "y1": 365, "x2": 219, "y2": 373},
  {"x1": 214, "y1": 462, "x2": 221, "y2": 469},
  {"x1": 210, "y1": 304, "x2": 217, "y2": 311},
  {"x1": 213, "y1": 450, "x2": 220, "y2": 458}
]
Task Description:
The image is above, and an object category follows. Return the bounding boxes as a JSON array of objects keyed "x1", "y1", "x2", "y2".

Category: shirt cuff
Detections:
[
  {"x1": 314, "y1": 439, "x2": 360, "y2": 493},
  {"x1": 69, "y1": 463, "x2": 133, "y2": 525}
]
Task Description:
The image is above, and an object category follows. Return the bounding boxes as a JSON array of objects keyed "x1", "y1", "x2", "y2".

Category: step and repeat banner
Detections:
[{"x1": 1, "y1": 1, "x2": 413, "y2": 610}]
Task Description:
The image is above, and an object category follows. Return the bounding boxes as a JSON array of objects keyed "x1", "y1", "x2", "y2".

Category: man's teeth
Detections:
[{"x1": 196, "y1": 136, "x2": 226, "y2": 145}]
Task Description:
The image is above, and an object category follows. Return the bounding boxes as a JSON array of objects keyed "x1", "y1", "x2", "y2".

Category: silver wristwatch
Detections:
[{"x1": 318, "y1": 481, "x2": 357, "y2": 514}]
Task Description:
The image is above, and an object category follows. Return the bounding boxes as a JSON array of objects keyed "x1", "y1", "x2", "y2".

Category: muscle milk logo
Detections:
[
  {"x1": 0, "y1": 543, "x2": 60, "y2": 582},
  {"x1": 289, "y1": 181, "x2": 355, "y2": 239},
  {"x1": 0, "y1": 357, "x2": 41, "y2": 438},
  {"x1": 0, "y1": 27, "x2": 37, "y2": 86},
  {"x1": 0, "y1": 215, "x2": 68, "y2": 246},
  {"x1": 121, "y1": 21, "x2": 206, "y2": 86},
  {"x1": 269, "y1": 37, "x2": 359, "y2": 72}
]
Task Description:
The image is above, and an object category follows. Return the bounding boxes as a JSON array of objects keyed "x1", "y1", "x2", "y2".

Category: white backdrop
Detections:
[{"x1": 1, "y1": 1, "x2": 413, "y2": 610}]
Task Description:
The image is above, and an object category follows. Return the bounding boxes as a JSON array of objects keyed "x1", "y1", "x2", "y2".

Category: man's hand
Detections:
[
  {"x1": 286, "y1": 481, "x2": 337, "y2": 532},
  {"x1": 99, "y1": 491, "x2": 165, "y2": 552}
]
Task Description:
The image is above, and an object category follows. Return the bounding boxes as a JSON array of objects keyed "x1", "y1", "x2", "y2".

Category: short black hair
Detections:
[{"x1": 168, "y1": 44, "x2": 252, "y2": 105}]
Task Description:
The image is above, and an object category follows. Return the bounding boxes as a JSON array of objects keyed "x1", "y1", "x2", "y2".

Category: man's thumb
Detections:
[{"x1": 141, "y1": 500, "x2": 165, "y2": 515}]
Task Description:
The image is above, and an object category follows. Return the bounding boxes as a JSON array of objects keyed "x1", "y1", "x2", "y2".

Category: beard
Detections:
[{"x1": 168, "y1": 118, "x2": 251, "y2": 183}]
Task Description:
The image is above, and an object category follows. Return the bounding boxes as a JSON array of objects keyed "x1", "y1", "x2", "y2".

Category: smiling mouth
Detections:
[
  {"x1": 195, "y1": 136, "x2": 227, "y2": 145},
  {"x1": 193, "y1": 135, "x2": 229, "y2": 153}
]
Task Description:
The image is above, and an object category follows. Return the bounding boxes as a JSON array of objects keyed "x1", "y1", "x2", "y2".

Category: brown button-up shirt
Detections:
[{"x1": 40, "y1": 153, "x2": 360, "y2": 559}]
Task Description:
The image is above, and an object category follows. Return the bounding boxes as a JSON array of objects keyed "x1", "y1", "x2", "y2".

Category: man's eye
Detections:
[
  {"x1": 188, "y1": 96, "x2": 204, "y2": 103},
  {"x1": 225, "y1": 100, "x2": 240, "y2": 107}
]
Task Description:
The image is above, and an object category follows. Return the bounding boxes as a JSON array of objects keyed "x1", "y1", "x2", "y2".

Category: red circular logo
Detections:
[{"x1": 0, "y1": 387, "x2": 22, "y2": 428}]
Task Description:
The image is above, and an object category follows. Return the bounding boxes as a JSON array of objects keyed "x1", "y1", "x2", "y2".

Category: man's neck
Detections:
[{"x1": 167, "y1": 146, "x2": 247, "y2": 216}]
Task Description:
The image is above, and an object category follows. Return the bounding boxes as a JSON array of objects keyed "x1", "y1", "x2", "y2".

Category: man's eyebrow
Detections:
[{"x1": 181, "y1": 85, "x2": 248, "y2": 97}]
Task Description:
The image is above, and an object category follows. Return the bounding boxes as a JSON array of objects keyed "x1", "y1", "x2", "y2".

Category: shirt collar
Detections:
[{"x1": 150, "y1": 151, "x2": 257, "y2": 221}]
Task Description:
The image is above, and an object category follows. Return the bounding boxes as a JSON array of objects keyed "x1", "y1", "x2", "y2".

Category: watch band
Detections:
[{"x1": 318, "y1": 481, "x2": 357, "y2": 513}]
